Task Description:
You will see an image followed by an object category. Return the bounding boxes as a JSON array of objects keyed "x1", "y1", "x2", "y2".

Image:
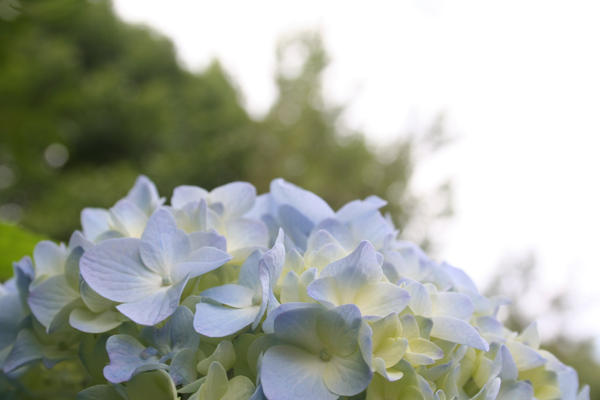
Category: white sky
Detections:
[{"x1": 113, "y1": 0, "x2": 600, "y2": 341}]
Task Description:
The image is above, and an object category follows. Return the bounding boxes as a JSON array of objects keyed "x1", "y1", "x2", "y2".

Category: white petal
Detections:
[
  {"x1": 261, "y1": 345, "x2": 336, "y2": 400},
  {"x1": 80, "y1": 238, "x2": 161, "y2": 303}
]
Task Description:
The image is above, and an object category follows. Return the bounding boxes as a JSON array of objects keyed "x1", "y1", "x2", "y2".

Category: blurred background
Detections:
[{"x1": 1, "y1": 0, "x2": 599, "y2": 397}]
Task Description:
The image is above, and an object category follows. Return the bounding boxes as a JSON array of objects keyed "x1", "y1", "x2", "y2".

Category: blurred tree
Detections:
[{"x1": 0, "y1": 0, "x2": 450, "y2": 246}]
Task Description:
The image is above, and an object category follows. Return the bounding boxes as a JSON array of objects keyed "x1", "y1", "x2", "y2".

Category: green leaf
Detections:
[
  {"x1": 124, "y1": 370, "x2": 178, "y2": 400},
  {"x1": 0, "y1": 222, "x2": 44, "y2": 281}
]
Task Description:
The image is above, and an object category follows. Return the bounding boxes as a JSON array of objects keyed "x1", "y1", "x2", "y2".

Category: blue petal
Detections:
[
  {"x1": 152, "y1": 306, "x2": 199, "y2": 354},
  {"x1": 259, "y1": 229, "x2": 285, "y2": 286},
  {"x1": 189, "y1": 230, "x2": 227, "y2": 251},
  {"x1": 273, "y1": 305, "x2": 322, "y2": 354},
  {"x1": 278, "y1": 205, "x2": 314, "y2": 252},
  {"x1": 270, "y1": 178, "x2": 334, "y2": 224},
  {"x1": 116, "y1": 277, "x2": 188, "y2": 326},
  {"x1": 28, "y1": 275, "x2": 79, "y2": 330},
  {"x1": 171, "y1": 185, "x2": 208, "y2": 209},
  {"x1": 336, "y1": 196, "x2": 387, "y2": 222},
  {"x1": 33, "y1": 240, "x2": 67, "y2": 279},
  {"x1": 225, "y1": 218, "x2": 269, "y2": 259},
  {"x1": 103, "y1": 334, "x2": 162, "y2": 383},
  {"x1": 169, "y1": 348, "x2": 197, "y2": 386},
  {"x1": 320, "y1": 241, "x2": 383, "y2": 286},
  {"x1": 431, "y1": 292, "x2": 474, "y2": 320},
  {"x1": 261, "y1": 345, "x2": 336, "y2": 400},
  {"x1": 201, "y1": 284, "x2": 255, "y2": 308},
  {"x1": 81, "y1": 208, "x2": 112, "y2": 242},
  {"x1": 323, "y1": 350, "x2": 372, "y2": 396},
  {"x1": 140, "y1": 209, "x2": 191, "y2": 276},
  {"x1": 80, "y1": 238, "x2": 161, "y2": 303},
  {"x1": 262, "y1": 302, "x2": 315, "y2": 334},
  {"x1": 210, "y1": 182, "x2": 256, "y2": 219},
  {"x1": 194, "y1": 302, "x2": 259, "y2": 337},
  {"x1": 110, "y1": 199, "x2": 148, "y2": 238},
  {"x1": 126, "y1": 175, "x2": 162, "y2": 215},
  {"x1": 3, "y1": 330, "x2": 43, "y2": 373},
  {"x1": 496, "y1": 381, "x2": 534, "y2": 400},
  {"x1": 171, "y1": 246, "x2": 231, "y2": 283}
]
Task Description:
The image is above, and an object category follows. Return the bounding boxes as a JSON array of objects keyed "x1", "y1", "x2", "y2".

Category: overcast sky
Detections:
[{"x1": 114, "y1": 0, "x2": 600, "y2": 341}]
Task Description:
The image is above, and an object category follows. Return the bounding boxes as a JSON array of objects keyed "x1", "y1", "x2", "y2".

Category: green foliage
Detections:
[{"x1": 0, "y1": 222, "x2": 44, "y2": 281}]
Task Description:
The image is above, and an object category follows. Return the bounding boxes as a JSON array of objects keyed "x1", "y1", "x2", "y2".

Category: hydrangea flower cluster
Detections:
[{"x1": 0, "y1": 176, "x2": 590, "y2": 400}]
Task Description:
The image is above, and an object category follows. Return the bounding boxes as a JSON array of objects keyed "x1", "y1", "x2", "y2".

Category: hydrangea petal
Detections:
[
  {"x1": 140, "y1": 209, "x2": 191, "y2": 276},
  {"x1": 210, "y1": 182, "x2": 256, "y2": 219},
  {"x1": 201, "y1": 284, "x2": 255, "y2": 308},
  {"x1": 3, "y1": 329, "x2": 44, "y2": 373},
  {"x1": 354, "y1": 282, "x2": 410, "y2": 318},
  {"x1": 225, "y1": 218, "x2": 269, "y2": 258},
  {"x1": 506, "y1": 341, "x2": 546, "y2": 371},
  {"x1": 116, "y1": 277, "x2": 188, "y2": 326},
  {"x1": 323, "y1": 351, "x2": 372, "y2": 396},
  {"x1": 33, "y1": 240, "x2": 67, "y2": 278},
  {"x1": 278, "y1": 204, "x2": 314, "y2": 251},
  {"x1": 272, "y1": 304, "x2": 322, "y2": 354},
  {"x1": 430, "y1": 316, "x2": 489, "y2": 351},
  {"x1": 194, "y1": 302, "x2": 259, "y2": 337},
  {"x1": 172, "y1": 247, "x2": 231, "y2": 283},
  {"x1": 496, "y1": 381, "x2": 534, "y2": 400},
  {"x1": 152, "y1": 306, "x2": 199, "y2": 354},
  {"x1": 262, "y1": 345, "x2": 336, "y2": 400},
  {"x1": 103, "y1": 334, "x2": 162, "y2": 383},
  {"x1": 172, "y1": 186, "x2": 208, "y2": 209},
  {"x1": 169, "y1": 348, "x2": 197, "y2": 386},
  {"x1": 270, "y1": 179, "x2": 334, "y2": 224},
  {"x1": 110, "y1": 199, "x2": 148, "y2": 238},
  {"x1": 431, "y1": 292, "x2": 474, "y2": 320},
  {"x1": 81, "y1": 208, "x2": 112, "y2": 242},
  {"x1": 28, "y1": 275, "x2": 80, "y2": 330},
  {"x1": 189, "y1": 230, "x2": 227, "y2": 251},
  {"x1": 125, "y1": 175, "x2": 162, "y2": 215},
  {"x1": 80, "y1": 238, "x2": 161, "y2": 303},
  {"x1": 320, "y1": 241, "x2": 383, "y2": 286}
]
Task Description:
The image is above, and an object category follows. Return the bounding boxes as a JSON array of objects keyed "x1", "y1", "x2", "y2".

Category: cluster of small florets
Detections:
[{"x1": 0, "y1": 176, "x2": 590, "y2": 399}]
